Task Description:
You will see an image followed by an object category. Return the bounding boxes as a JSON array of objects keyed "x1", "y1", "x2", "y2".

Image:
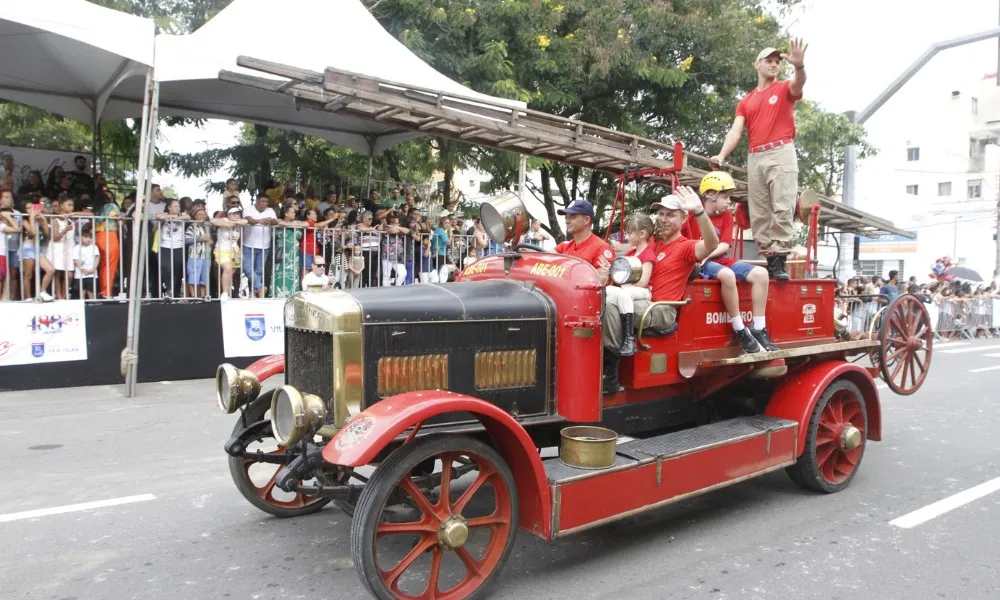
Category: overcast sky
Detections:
[{"x1": 155, "y1": 0, "x2": 1000, "y2": 202}]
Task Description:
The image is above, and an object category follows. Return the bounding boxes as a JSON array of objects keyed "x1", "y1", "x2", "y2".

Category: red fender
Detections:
[
  {"x1": 245, "y1": 354, "x2": 284, "y2": 382},
  {"x1": 765, "y1": 360, "x2": 882, "y2": 456},
  {"x1": 323, "y1": 391, "x2": 552, "y2": 539}
]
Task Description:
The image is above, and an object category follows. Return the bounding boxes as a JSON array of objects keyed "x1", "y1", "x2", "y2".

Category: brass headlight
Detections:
[
  {"x1": 270, "y1": 385, "x2": 328, "y2": 446},
  {"x1": 610, "y1": 256, "x2": 643, "y2": 285},
  {"x1": 215, "y1": 363, "x2": 261, "y2": 414}
]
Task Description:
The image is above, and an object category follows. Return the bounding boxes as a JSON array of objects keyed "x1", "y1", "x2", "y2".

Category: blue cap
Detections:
[{"x1": 557, "y1": 199, "x2": 595, "y2": 218}]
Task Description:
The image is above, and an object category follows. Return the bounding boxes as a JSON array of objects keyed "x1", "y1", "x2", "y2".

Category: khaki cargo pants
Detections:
[
  {"x1": 747, "y1": 143, "x2": 798, "y2": 256},
  {"x1": 602, "y1": 299, "x2": 678, "y2": 351}
]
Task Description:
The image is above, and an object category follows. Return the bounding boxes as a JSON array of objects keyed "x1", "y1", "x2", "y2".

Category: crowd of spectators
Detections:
[
  {"x1": 833, "y1": 272, "x2": 1000, "y2": 340},
  {"x1": 0, "y1": 150, "x2": 510, "y2": 302}
]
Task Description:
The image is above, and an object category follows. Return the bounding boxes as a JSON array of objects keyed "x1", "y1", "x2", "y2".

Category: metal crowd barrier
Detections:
[
  {"x1": 932, "y1": 297, "x2": 999, "y2": 339},
  {"x1": 1, "y1": 211, "x2": 502, "y2": 302}
]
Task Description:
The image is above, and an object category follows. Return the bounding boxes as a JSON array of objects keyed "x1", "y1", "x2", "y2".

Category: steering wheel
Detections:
[{"x1": 514, "y1": 242, "x2": 549, "y2": 253}]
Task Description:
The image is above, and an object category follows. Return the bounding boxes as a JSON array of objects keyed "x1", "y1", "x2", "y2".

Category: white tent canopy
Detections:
[
  {"x1": 0, "y1": 0, "x2": 154, "y2": 127},
  {"x1": 105, "y1": 0, "x2": 525, "y2": 155}
]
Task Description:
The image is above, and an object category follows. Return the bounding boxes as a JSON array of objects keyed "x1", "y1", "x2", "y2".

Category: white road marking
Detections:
[
  {"x1": 0, "y1": 494, "x2": 156, "y2": 523},
  {"x1": 939, "y1": 343, "x2": 1000, "y2": 355},
  {"x1": 890, "y1": 477, "x2": 1000, "y2": 529},
  {"x1": 969, "y1": 365, "x2": 1000, "y2": 374},
  {"x1": 984, "y1": 353, "x2": 1000, "y2": 358}
]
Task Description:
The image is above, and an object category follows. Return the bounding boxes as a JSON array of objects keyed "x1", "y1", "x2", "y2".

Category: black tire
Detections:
[
  {"x1": 227, "y1": 393, "x2": 332, "y2": 517},
  {"x1": 351, "y1": 435, "x2": 519, "y2": 600},
  {"x1": 786, "y1": 379, "x2": 868, "y2": 494}
]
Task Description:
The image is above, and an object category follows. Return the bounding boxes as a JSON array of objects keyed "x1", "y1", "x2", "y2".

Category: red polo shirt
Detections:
[
  {"x1": 736, "y1": 80, "x2": 801, "y2": 148},
  {"x1": 681, "y1": 210, "x2": 736, "y2": 267},
  {"x1": 555, "y1": 233, "x2": 614, "y2": 270},
  {"x1": 648, "y1": 237, "x2": 699, "y2": 302}
]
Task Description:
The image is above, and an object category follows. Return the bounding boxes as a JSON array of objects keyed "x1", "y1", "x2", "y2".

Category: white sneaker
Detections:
[
  {"x1": 220, "y1": 292, "x2": 230, "y2": 301},
  {"x1": 38, "y1": 291, "x2": 54, "y2": 302}
]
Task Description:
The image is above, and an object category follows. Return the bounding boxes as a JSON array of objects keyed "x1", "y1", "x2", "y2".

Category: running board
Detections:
[{"x1": 545, "y1": 416, "x2": 798, "y2": 538}]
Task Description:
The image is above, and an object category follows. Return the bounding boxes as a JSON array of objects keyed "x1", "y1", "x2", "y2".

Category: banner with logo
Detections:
[
  {"x1": 220, "y1": 299, "x2": 285, "y2": 358},
  {"x1": 0, "y1": 300, "x2": 88, "y2": 366}
]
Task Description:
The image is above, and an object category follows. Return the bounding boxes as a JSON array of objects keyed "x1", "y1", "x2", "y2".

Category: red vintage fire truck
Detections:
[
  {"x1": 213, "y1": 190, "x2": 932, "y2": 600},
  {"x1": 208, "y1": 58, "x2": 935, "y2": 600}
]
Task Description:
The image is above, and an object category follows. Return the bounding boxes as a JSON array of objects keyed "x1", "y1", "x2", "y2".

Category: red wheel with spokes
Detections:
[
  {"x1": 351, "y1": 435, "x2": 518, "y2": 600},
  {"x1": 878, "y1": 294, "x2": 933, "y2": 395},
  {"x1": 786, "y1": 379, "x2": 868, "y2": 493},
  {"x1": 227, "y1": 394, "x2": 332, "y2": 517}
]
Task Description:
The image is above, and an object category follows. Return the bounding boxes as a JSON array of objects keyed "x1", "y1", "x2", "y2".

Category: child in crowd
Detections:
[
  {"x1": 604, "y1": 213, "x2": 657, "y2": 356},
  {"x1": 44, "y1": 194, "x2": 76, "y2": 300},
  {"x1": 212, "y1": 207, "x2": 246, "y2": 301},
  {"x1": 186, "y1": 208, "x2": 213, "y2": 299},
  {"x1": 347, "y1": 244, "x2": 365, "y2": 289},
  {"x1": 72, "y1": 226, "x2": 99, "y2": 300}
]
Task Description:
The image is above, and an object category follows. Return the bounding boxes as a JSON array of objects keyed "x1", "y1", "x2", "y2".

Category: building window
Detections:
[
  {"x1": 905, "y1": 185, "x2": 919, "y2": 195},
  {"x1": 938, "y1": 182, "x2": 952, "y2": 196},
  {"x1": 972, "y1": 97, "x2": 978, "y2": 115},
  {"x1": 906, "y1": 147, "x2": 920, "y2": 161},
  {"x1": 968, "y1": 179, "x2": 982, "y2": 199}
]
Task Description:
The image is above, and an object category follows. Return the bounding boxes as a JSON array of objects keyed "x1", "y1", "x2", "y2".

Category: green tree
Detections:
[
  {"x1": 366, "y1": 0, "x2": 797, "y2": 240},
  {"x1": 793, "y1": 100, "x2": 876, "y2": 198}
]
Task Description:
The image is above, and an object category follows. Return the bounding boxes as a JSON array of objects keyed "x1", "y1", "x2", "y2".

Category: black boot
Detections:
[
  {"x1": 767, "y1": 255, "x2": 790, "y2": 281},
  {"x1": 618, "y1": 312, "x2": 636, "y2": 357},
  {"x1": 603, "y1": 352, "x2": 623, "y2": 394}
]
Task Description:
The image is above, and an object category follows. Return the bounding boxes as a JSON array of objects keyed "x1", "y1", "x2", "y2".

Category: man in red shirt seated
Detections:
[
  {"x1": 710, "y1": 39, "x2": 808, "y2": 280},
  {"x1": 681, "y1": 172, "x2": 777, "y2": 353},
  {"x1": 600, "y1": 187, "x2": 718, "y2": 392}
]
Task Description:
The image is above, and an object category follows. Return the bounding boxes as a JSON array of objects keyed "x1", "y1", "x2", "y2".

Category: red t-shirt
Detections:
[
  {"x1": 555, "y1": 233, "x2": 614, "y2": 270},
  {"x1": 681, "y1": 210, "x2": 736, "y2": 267},
  {"x1": 735, "y1": 80, "x2": 801, "y2": 148},
  {"x1": 648, "y1": 237, "x2": 699, "y2": 302},
  {"x1": 300, "y1": 220, "x2": 318, "y2": 255},
  {"x1": 625, "y1": 245, "x2": 656, "y2": 264}
]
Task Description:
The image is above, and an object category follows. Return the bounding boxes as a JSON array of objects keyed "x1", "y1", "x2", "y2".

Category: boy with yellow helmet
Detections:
[{"x1": 681, "y1": 171, "x2": 777, "y2": 353}]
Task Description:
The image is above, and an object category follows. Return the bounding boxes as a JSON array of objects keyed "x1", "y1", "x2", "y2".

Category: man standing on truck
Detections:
[{"x1": 709, "y1": 39, "x2": 808, "y2": 281}]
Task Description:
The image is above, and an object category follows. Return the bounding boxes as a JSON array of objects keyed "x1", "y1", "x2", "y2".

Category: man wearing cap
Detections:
[
  {"x1": 681, "y1": 172, "x2": 777, "y2": 353},
  {"x1": 555, "y1": 199, "x2": 632, "y2": 390},
  {"x1": 710, "y1": 39, "x2": 808, "y2": 281}
]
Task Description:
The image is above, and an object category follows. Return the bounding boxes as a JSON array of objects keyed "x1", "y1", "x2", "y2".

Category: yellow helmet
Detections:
[{"x1": 699, "y1": 171, "x2": 736, "y2": 196}]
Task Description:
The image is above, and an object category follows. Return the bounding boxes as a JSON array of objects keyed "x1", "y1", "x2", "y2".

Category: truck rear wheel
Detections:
[
  {"x1": 227, "y1": 394, "x2": 332, "y2": 517},
  {"x1": 786, "y1": 379, "x2": 868, "y2": 493},
  {"x1": 351, "y1": 434, "x2": 518, "y2": 600}
]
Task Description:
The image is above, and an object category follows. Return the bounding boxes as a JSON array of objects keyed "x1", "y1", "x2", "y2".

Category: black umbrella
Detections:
[{"x1": 944, "y1": 266, "x2": 983, "y2": 281}]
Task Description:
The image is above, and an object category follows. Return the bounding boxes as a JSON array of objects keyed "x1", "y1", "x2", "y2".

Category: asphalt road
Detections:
[{"x1": 2, "y1": 338, "x2": 999, "y2": 600}]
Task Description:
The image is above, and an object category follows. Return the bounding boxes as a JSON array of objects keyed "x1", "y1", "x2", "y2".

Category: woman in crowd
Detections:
[
  {"x1": 355, "y1": 210, "x2": 379, "y2": 287},
  {"x1": 212, "y1": 207, "x2": 246, "y2": 301},
  {"x1": 95, "y1": 189, "x2": 121, "y2": 299},
  {"x1": 298, "y1": 207, "x2": 336, "y2": 283},
  {"x1": 272, "y1": 205, "x2": 305, "y2": 298},
  {"x1": 155, "y1": 198, "x2": 190, "y2": 298},
  {"x1": 18, "y1": 198, "x2": 55, "y2": 301},
  {"x1": 45, "y1": 166, "x2": 65, "y2": 201},
  {"x1": 17, "y1": 170, "x2": 45, "y2": 203},
  {"x1": 378, "y1": 213, "x2": 408, "y2": 286},
  {"x1": 185, "y1": 207, "x2": 213, "y2": 299}
]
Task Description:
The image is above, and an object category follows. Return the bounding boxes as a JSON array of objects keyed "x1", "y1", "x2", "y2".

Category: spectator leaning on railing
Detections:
[
  {"x1": 154, "y1": 198, "x2": 190, "y2": 299},
  {"x1": 242, "y1": 193, "x2": 278, "y2": 299},
  {"x1": 185, "y1": 207, "x2": 213, "y2": 300},
  {"x1": 212, "y1": 207, "x2": 246, "y2": 301},
  {"x1": 273, "y1": 205, "x2": 305, "y2": 298}
]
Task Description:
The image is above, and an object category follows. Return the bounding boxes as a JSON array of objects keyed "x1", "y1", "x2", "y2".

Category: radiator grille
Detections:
[{"x1": 285, "y1": 328, "x2": 334, "y2": 402}]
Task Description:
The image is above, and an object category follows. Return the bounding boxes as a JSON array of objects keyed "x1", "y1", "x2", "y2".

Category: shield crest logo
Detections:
[
  {"x1": 31, "y1": 342, "x2": 45, "y2": 358},
  {"x1": 245, "y1": 314, "x2": 266, "y2": 342}
]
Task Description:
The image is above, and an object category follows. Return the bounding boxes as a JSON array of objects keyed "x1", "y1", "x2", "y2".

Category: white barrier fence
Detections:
[
  {"x1": 836, "y1": 295, "x2": 999, "y2": 341},
  {"x1": 1, "y1": 211, "x2": 503, "y2": 302}
]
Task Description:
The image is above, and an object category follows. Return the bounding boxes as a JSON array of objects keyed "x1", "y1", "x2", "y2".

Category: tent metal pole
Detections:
[
  {"x1": 364, "y1": 150, "x2": 374, "y2": 199},
  {"x1": 517, "y1": 154, "x2": 527, "y2": 204},
  {"x1": 123, "y1": 68, "x2": 157, "y2": 398}
]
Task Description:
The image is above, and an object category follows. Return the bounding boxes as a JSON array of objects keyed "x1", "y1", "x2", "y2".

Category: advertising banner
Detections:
[
  {"x1": 0, "y1": 300, "x2": 88, "y2": 366},
  {"x1": 0, "y1": 145, "x2": 85, "y2": 190},
  {"x1": 220, "y1": 299, "x2": 285, "y2": 358}
]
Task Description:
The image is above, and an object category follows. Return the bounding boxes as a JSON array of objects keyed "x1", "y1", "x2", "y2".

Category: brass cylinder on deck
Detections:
[{"x1": 559, "y1": 426, "x2": 618, "y2": 469}]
